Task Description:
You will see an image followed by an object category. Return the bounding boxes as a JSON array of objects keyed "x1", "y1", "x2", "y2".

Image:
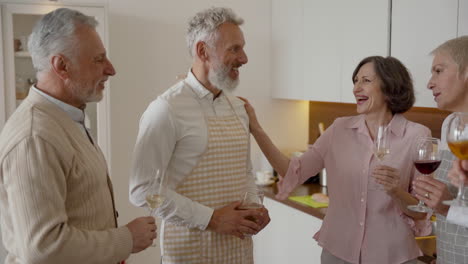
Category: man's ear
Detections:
[
  {"x1": 50, "y1": 54, "x2": 70, "y2": 80},
  {"x1": 195, "y1": 41, "x2": 210, "y2": 62}
]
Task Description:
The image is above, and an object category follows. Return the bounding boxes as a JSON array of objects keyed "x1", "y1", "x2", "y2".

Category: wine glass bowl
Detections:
[
  {"x1": 408, "y1": 137, "x2": 441, "y2": 213},
  {"x1": 370, "y1": 125, "x2": 390, "y2": 190},
  {"x1": 146, "y1": 193, "x2": 165, "y2": 212},
  {"x1": 444, "y1": 112, "x2": 468, "y2": 206},
  {"x1": 374, "y1": 125, "x2": 390, "y2": 161}
]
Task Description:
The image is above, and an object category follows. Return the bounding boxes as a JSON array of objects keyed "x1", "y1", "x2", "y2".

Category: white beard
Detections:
[
  {"x1": 69, "y1": 80, "x2": 103, "y2": 104},
  {"x1": 208, "y1": 61, "x2": 239, "y2": 92}
]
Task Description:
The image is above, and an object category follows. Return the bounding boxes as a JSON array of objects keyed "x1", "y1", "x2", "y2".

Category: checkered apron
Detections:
[
  {"x1": 434, "y1": 149, "x2": 468, "y2": 263},
  {"x1": 161, "y1": 94, "x2": 253, "y2": 264}
]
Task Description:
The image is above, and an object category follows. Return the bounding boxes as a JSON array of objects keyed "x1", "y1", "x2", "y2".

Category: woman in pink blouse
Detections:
[{"x1": 243, "y1": 56, "x2": 431, "y2": 264}]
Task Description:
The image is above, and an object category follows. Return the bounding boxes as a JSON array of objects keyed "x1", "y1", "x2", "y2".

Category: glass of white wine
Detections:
[
  {"x1": 370, "y1": 125, "x2": 390, "y2": 190},
  {"x1": 145, "y1": 169, "x2": 166, "y2": 247},
  {"x1": 444, "y1": 112, "x2": 468, "y2": 207},
  {"x1": 374, "y1": 125, "x2": 390, "y2": 161}
]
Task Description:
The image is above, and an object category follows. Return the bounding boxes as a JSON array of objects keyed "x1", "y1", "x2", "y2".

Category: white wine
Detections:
[
  {"x1": 374, "y1": 147, "x2": 390, "y2": 161},
  {"x1": 146, "y1": 194, "x2": 165, "y2": 210}
]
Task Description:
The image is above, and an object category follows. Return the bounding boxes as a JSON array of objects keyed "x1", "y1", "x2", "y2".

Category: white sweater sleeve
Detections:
[
  {"x1": 129, "y1": 98, "x2": 213, "y2": 230},
  {"x1": 447, "y1": 205, "x2": 468, "y2": 227},
  {"x1": 2, "y1": 136, "x2": 132, "y2": 264}
]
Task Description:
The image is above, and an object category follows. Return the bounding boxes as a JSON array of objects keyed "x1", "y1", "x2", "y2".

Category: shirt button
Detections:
[
  {"x1": 361, "y1": 198, "x2": 364, "y2": 202},
  {"x1": 360, "y1": 222, "x2": 364, "y2": 226}
]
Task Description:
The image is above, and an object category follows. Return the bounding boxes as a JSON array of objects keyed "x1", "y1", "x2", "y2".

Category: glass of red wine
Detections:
[
  {"x1": 408, "y1": 137, "x2": 441, "y2": 212},
  {"x1": 444, "y1": 112, "x2": 468, "y2": 206}
]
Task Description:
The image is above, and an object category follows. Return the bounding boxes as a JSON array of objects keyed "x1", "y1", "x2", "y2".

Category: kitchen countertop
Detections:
[{"x1": 259, "y1": 182, "x2": 327, "y2": 219}]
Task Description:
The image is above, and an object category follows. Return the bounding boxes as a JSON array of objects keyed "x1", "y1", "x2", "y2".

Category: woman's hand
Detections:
[
  {"x1": 448, "y1": 160, "x2": 468, "y2": 188},
  {"x1": 413, "y1": 176, "x2": 452, "y2": 216},
  {"x1": 238, "y1": 97, "x2": 262, "y2": 134},
  {"x1": 373, "y1": 165, "x2": 400, "y2": 194}
]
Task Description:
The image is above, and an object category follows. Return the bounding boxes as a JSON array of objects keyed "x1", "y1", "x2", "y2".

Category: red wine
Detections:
[{"x1": 414, "y1": 160, "x2": 441, "y2": 174}]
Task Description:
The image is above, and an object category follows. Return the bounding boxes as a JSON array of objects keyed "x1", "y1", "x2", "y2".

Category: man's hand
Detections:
[
  {"x1": 126, "y1": 216, "x2": 157, "y2": 253},
  {"x1": 413, "y1": 176, "x2": 453, "y2": 216},
  {"x1": 256, "y1": 207, "x2": 271, "y2": 231},
  {"x1": 448, "y1": 160, "x2": 468, "y2": 187},
  {"x1": 207, "y1": 201, "x2": 265, "y2": 239}
]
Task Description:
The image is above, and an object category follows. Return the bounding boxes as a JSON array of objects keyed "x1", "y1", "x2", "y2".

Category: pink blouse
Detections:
[{"x1": 276, "y1": 114, "x2": 431, "y2": 264}]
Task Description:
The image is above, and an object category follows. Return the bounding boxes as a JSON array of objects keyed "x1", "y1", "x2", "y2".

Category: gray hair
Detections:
[
  {"x1": 28, "y1": 8, "x2": 98, "y2": 72},
  {"x1": 186, "y1": 7, "x2": 243, "y2": 57},
  {"x1": 431, "y1": 35, "x2": 468, "y2": 76}
]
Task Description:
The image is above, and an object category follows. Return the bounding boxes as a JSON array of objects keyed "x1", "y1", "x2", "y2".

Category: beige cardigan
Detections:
[{"x1": 0, "y1": 89, "x2": 132, "y2": 264}]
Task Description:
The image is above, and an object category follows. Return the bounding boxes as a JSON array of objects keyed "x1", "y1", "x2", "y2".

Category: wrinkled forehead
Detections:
[
  {"x1": 74, "y1": 25, "x2": 106, "y2": 56},
  {"x1": 356, "y1": 62, "x2": 377, "y2": 77},
  {"x1": 214, "y1": 23, "x2": 245, "y2": 48}
]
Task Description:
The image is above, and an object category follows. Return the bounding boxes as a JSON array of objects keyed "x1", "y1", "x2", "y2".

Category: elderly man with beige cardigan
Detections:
[{"x1": 0, "y1": 8, "x2": 156, "y2": 264}]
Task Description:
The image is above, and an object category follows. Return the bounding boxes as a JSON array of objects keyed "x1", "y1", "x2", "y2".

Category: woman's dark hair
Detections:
[{"x1": 352, "y1": 56, "x2": 415, "y2": 114}]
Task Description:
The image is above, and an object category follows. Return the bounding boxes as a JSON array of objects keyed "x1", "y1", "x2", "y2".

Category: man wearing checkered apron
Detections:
[
  {"x1": 413, "y1": 36, "x2": 468, "y2": 263},
  {"x1": 129, "y1": 7, "x2": 270, "y2": 264}
]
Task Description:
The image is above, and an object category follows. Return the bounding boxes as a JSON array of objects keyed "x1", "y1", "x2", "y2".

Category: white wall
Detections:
[{"x1": 107, "y1": 0, "x2": 308, "y2": 263}]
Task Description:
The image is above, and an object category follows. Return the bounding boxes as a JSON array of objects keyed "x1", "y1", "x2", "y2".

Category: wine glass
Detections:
[
  {"x1": 408, "y1": 137, "x2": 441, "y2": 212},
  {"x1": 374, "y1": 125, "x2": 390, "y2": 161},
  {"x1": 444, "y1": 112, "x2": 468, "y2": 206},
  {"x1": 145, "y1": 169, "x2": 166, "y2": 246},
  {"x1": 238, "y1": 190, "x2": 264, "y2": 237},
  {"x1": 370, "y1": 125, "x2": 390, "y2": 190}
]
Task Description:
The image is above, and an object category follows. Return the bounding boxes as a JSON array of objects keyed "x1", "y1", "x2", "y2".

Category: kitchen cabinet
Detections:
[
  {"x1": 271, "y1": 0, "x2": 389, "y2": 103},
  {"x1": 0, "y1": 1, "x2": 111, "y2": 161},
  {"x1": 391, "y1": 0, "x2": 459, "y2": 108},
  {"x1": 459, "y1": 0, "x2": 468, "y2": 36},
  {"x1": 253, "y1": 197, "x2": 323, "y2": 263},
  {"x1": 271, "y1": 0, "x2": 304, "y2": 100}
]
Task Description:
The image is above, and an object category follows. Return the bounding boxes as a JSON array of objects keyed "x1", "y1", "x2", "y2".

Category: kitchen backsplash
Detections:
[{"x1": 308, "y1": 101, "x2": 450, "y2": 145}]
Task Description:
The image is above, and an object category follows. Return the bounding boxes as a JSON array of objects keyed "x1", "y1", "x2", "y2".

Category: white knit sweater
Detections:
[{"x1": 0, "y1": 89, "x2": 132, "y2": 264}]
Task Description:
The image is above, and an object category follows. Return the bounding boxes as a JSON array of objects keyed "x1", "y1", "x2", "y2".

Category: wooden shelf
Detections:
[{"x1": 14, "y1": 51, "x2": 31, "y2": 58}]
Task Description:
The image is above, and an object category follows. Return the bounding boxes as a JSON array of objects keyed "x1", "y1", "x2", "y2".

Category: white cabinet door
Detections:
[
  {"x1": 271, "y1": 0, "x2": 304, "y2": 100},
  {"x1": 253, "y1": 197, "x2": 323, "y2": 263},
  {"x1": 272, "y1": 0, "x2": 389, "y2": 103},
  {"x1": 391, "y1": 0, "x2": 458, "y2": 108},
  {"x1": 340, "y1": 0, "x2": 389, "y2": 103},
  {"x1": 302, "y1": 0, "x2": 341, "y2": 102},
  {"x1": 459, "y1": 0, "x2": 468, "y2": 36}
]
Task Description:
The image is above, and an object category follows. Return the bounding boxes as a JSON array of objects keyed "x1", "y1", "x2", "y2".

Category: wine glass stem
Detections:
[
  {"x1": 148, "y1": 208, "x2": 157, "y2": 247},
  {"x1": 417, "y1": 200, "x2": 426, "y2": 208},
  {"x1": 458, "y1": 180, "x2": 465, "y2": 201}
]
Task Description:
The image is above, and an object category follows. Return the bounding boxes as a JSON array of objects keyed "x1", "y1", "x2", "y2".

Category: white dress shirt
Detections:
[{"x1": 129, "y1": 70, "x2": 255, "y2": 230}]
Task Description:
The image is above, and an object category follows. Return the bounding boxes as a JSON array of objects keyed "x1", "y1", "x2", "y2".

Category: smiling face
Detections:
[
  {"x1": 66, "y1": 25, "x2": 116, "y2": 107},
  {"x1": 353, "y1": 62, "x2": 389, "y2": 115},
  {"x1": 207, "y1": 22, "x2": 248, "y2": 91},
  {"x1": 428, "y1": 52, "x2": 468, "y2": 112}
]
